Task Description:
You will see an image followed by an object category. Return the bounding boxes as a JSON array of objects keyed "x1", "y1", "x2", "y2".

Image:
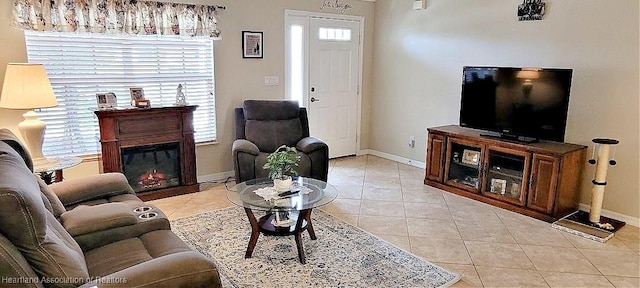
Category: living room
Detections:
[{"x1": 0, "y1": 0, "x2": 638, "y2": 287}]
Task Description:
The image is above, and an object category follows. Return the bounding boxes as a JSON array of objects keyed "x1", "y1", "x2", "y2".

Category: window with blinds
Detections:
[{"x1": 24, "y1": 31, "x2": 217, "y2": 157}]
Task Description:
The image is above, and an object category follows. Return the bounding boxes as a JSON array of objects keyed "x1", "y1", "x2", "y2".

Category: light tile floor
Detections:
[{"x1": 150, "y1": 155, "x2": 640, "y2": 288}]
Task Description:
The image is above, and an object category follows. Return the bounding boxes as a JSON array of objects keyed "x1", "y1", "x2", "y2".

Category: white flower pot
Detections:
[{"x1": 273, "y1": 177, "x2": 293, "y2": 192}]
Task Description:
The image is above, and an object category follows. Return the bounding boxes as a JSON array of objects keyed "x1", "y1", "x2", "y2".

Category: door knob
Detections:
[{"x1": 310, "y1": 97, "x2": 320, "y2": 102}]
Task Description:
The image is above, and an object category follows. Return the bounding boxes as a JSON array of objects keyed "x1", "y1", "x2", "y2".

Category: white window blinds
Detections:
[{"x1": 24, "y1": 31, "x2": 217, "y2": 157}]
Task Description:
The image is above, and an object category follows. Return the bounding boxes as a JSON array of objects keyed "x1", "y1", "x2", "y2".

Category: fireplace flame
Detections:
[{"x1": 139, "y1": 169, "x2": 166, "y2": 188}]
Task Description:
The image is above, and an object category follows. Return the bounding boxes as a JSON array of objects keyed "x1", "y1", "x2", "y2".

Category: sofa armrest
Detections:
[
  {"x1": 62, "y1": 203, "x2": 170, "y2": 251},
  {"x1": 60, "y1": 203, "x2": 137, "y2": 237},
  {"x1": 49, "y1": 173, "x2": 136, "y2": 207},
  {"x1": 232, "y1": 139, "x2": 260, "y2": 156},
  {"x1": 79, "y1": 252, "x2": 221, "y2": 288},
  {"x1": 296, "y1": 137, "x2": 328, "y2": 154}
]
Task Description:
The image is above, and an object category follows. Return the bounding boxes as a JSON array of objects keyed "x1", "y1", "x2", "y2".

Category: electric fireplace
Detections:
[
  {"x1": 95, "y1": 106, "x2": 199, "y2": 200},
  {"x1": 121, "y1": 143, "x2": 181, "y2": 193}
]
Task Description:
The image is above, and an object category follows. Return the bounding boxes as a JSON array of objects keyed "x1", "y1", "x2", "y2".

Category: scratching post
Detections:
[
  {"x1": 588, "y1": 139, "x2": 617, "y2": 223},
  {"x1": 551, "y1": 138, "x2": 624, "y2": 242}
]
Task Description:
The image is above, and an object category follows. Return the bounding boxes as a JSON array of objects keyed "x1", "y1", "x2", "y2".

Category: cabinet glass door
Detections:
[
  {"x1": 482, "y1": 148, "x2": 530, "y2": 206},
  {"x1": 445, "y1": 139, "x2": 483, "y2": 193}
]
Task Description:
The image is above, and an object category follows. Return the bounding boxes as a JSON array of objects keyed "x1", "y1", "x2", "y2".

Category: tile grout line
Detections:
[
  {"x1": 443, "y1": 195, "x2": 488, "y2": 287},
  {"x1": 492, "y1": 209, "x2": 562, "y2": 287}
]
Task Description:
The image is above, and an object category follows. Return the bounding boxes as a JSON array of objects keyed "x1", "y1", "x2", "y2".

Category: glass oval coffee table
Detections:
[{"x1": 227, "y1": 177, "x2": 338, "y2": 264}]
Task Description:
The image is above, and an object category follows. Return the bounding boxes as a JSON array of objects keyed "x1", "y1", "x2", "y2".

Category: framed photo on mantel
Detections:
[
  {"x1": 129, "y1": 87, "x2": 145, "y2": 101},
  {"x1": 129, "y1": 87, "x2": 150, "y2": 108},
  {"x1": 96, "y1": 92, "x2": 117, "y2": 110}
]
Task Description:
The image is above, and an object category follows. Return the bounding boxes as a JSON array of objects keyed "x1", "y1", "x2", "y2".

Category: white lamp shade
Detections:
[{"x1": 0, "y1": 63, "x2": 58, "y2": 109}]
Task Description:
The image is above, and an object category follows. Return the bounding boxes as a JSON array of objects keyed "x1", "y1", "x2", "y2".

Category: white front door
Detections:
[{"x1": 308, "y1": 17, "x2": 360, "y2": 158}]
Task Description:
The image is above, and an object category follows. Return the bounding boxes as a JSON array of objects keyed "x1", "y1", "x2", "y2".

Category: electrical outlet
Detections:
[
  {"x1": 264, "y1": 76, "x2": 279, "y2": 86},
  {"x1": 408, "y1": 136, "x2": 415, "y2": 148}
]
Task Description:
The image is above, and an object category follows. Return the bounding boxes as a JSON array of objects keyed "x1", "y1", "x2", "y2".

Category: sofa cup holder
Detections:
[
  {"x1": 133, "y1": 206, "x2": 153, "y2": 213},
  {"x1": 138, "y1": 212, "x2": 158, "y2": 219}
]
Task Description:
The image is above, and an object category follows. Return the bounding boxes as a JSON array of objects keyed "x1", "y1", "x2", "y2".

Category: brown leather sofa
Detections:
[
  {"x1": 232, "y1": 100, "x2": 329, "y2": 183},
  {"x1": 0, "y1": 129, "x2": 221, "y2": 288}
]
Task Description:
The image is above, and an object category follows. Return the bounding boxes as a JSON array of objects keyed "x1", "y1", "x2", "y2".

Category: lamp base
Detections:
[{"x1": 18, "y1": 110, "x2": 48, "y2": 163}]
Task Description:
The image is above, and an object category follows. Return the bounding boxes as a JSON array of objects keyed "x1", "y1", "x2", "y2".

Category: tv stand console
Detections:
[{"x1": 424, "y1": 125, "x2": 587, "y2": 222}]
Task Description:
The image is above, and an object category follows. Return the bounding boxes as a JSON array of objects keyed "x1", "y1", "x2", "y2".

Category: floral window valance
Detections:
[{"x1": 11, "y1": 0, "x2": 225, "y2": 38}]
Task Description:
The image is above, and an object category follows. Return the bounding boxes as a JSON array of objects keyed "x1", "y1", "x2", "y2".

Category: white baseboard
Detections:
[
  {"x1": 578, "y1": 203, "x2": 640, "y2": 228},
  {"x1": 197, "y1": 171, "x2": 235, "y2": 183},
  {"x1": 358, "y1": 149, "x2": 426, "y2": 169}
]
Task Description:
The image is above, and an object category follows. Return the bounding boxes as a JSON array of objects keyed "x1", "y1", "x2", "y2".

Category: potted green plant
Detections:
[{"x1": 263, "y1": 145, "x2": 301, "y2": 192}]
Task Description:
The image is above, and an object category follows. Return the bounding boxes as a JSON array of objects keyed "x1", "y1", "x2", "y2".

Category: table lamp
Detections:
[{"x1": 0, "y1": 63, "x2": 58, "y2": 166}]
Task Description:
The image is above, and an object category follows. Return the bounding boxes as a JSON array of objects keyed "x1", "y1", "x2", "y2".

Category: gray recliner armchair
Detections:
[{"x1": 232, "y1": 100, "x2": 329, "y2": 183}]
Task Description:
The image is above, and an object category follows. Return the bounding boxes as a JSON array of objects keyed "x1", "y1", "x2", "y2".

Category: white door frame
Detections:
[{"x1": 284, "y1": 9, "x2": 365, "y2": 156}]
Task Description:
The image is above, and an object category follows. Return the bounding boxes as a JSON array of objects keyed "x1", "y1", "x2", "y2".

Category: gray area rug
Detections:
[{"x1": 171, "y1": 206, "x2": 460, "y2": 287}]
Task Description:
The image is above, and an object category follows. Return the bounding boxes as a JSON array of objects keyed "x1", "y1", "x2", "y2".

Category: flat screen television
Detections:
[{"x1": 460, "y1": 66, "x2": 573, "y2": 143}]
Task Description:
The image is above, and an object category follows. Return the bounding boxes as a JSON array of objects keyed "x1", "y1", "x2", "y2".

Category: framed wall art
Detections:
[
  {"x1": 242, "y1": 31, "x2": 263, "y2": 59},
  {"x1": 517, "y1": 0, "x2": 545, "y2": 21}
]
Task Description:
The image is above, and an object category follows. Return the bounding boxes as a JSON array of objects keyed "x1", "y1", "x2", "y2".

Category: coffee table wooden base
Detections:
[{"x1": 243, "y1": 208, "x2": 316, "y2": 264}]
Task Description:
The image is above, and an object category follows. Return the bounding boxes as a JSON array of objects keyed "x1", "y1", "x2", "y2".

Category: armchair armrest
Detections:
[
  {"x1": 79, "y1": 252, "x2": 221, "y2": 288},
  {"x1": 49, "y1": 173, "x2": 135, "y2": 207},
  {"x1": 297, "y1": 137, "x2": 329, "y2": 181},
  {"x1": 296, "y1": 137, "x2": 328, "y2": 154},
  {"x1": 233, "y1": 139, "x2": 262, "y2": 183},
  {"x1": 232, "y1": 139, "x2": 260, "y2": 156}
]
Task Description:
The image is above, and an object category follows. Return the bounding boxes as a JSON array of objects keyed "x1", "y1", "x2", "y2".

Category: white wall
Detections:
[
  {"x1": 0, "y1": 0, "x2": 375, "y2": 180},
  {"x1": 370, "y1": 0, "x2": 639, "y2": 219}
]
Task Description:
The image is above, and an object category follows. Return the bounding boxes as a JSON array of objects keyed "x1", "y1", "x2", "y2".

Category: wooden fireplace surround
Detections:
[{"x1": 95, "y1": 106, "x2": 199, "y2": 201}]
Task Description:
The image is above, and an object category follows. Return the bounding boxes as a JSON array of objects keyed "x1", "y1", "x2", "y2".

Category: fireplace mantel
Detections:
[{"x1": 95, "y1": 106, "x2": 199, "y2": 200}]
